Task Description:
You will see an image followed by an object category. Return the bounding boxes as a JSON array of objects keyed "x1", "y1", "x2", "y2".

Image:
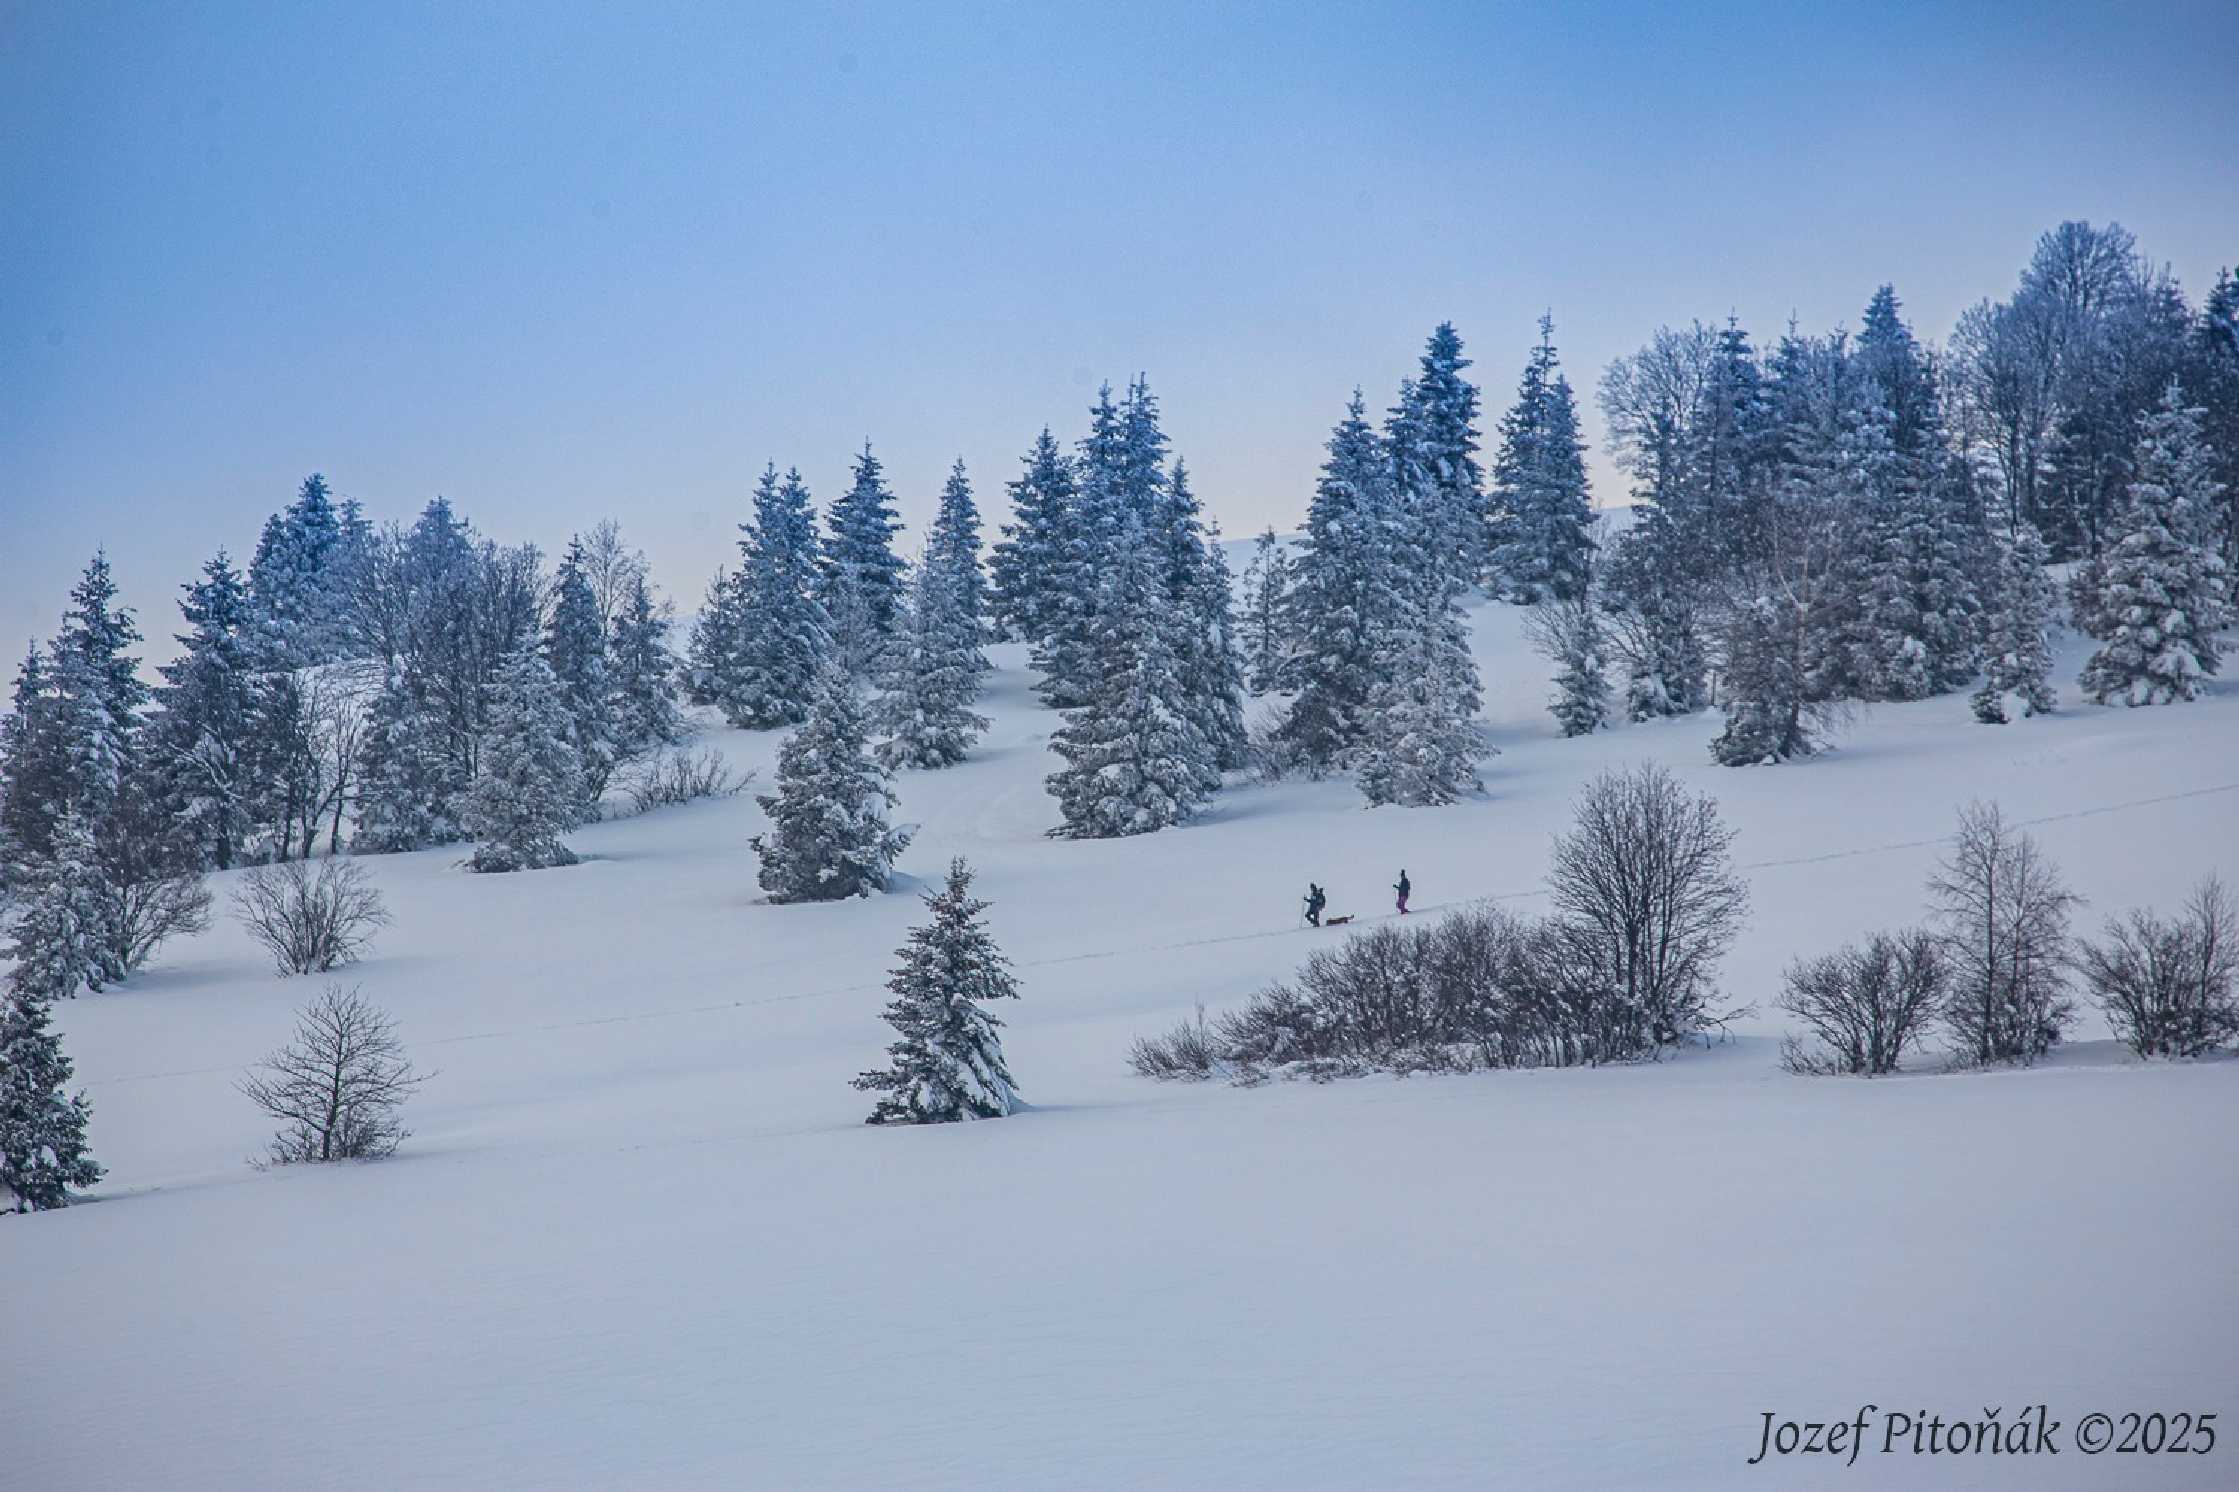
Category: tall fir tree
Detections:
[
  {"x1": 247, "y1": 473, "x2": 346, "y2": 668},
  {"x1": 926, "y1": 459, "x2": 988, "y2": 636},
  {"x1": 1356, "y1": 575, "x2": 1490, "y2": 806},
  {"x1": 1387, "y1": 323, "x2": 1488, "y2": 586},
  {"x1": 685, "y1": 564, "x2": 745, "y2": 707},
  {"x1": 1238, "y1": 527, "x2": 1297, "y2": 695},
  {"x1": 820, "y1": 443, "x2": 908, "y2": 669},
  {"x1": 1032, "y1": 386, "x2": 1129, "y2": 711},
  {"x1": 852, "y1": 857, "x2": 1022, "y2": 1124},
  {"x1": 352, "y1": 664, "x2": 467, "y2": 853},
  {"x1": 1162, "y1": 463, "x2": 1249, "y2": 776},
  {"x1": 1972, "y1": 523, "x2": 2060, "y2": 723},
  {"x1": 1488, "y1": 315, "x2": 1597, "y2": 603},
  {"x1": 543, "y1": 537, "x2": 613, "y2": 809},
  {"x1": 0, "y1": 978, "x2": 102, "y2": 1211},
  {"x1": 2, "y1": 811, "x2": 114, "y2": 998},
  {"x1": 988, "y1": 429, "x2": 1077, "y2": 644},
  {"x1": 707, "y1": 466, "x2": 832, "y2": 726},
  {"x1": 464, "y1": 650, "x2": 585, "y2": 872},
  {"x1": 2077, "y1": 383, "x2": 2232, "y2": 705},
  {"x1": 1045, "y1": 532, "x2": 1214, "y2": 838},
  {"x1": 607, "y1": 572, "x2": 684, "y2": 760},
  {"x1": 1277, "y1": 392, "x2": 1407, "y2": 770},
  {"x1": 751, "y1": 665, "x2": 912, "y2": 901},
  {"x1": 150, "y1": 552, "x2": 260, "y2": 870},
  {"x1": 874, "y1": 557, "x2": 991, "y2": 771}
]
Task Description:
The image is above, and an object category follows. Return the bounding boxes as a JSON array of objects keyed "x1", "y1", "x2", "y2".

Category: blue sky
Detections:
[{"x1": 5, "y1": 0, "x2": 2236, "y2": 659}]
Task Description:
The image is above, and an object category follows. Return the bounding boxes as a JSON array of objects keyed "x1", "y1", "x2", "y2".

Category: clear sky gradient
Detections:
[{"x1": 5, "y1": 0, "x2": 2236, "y2": 659}]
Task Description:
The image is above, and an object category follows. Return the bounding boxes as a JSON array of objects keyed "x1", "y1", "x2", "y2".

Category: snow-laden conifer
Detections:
[
  {"x1": 820, "y1": 444, "x2": 908, "y2": 665},
  {"x1": 1972, "y1": 523, "x2": 2059, "y2": 723},
  {"x1": 853, "y1": 857, "x2": 1022, "y2": 1124},
  {"x1": 1238, "y1": 528, "x2": 1297, "y2": 695},
  {"x1": 874, "y1": 559, "x2": 990, "y2": 770},
  {"x1": 2077, "y1": 383, "x2": 2232, "y2": 706},
  {"x1": 989, "y1": 429, "x2": 1077, "y2": 644},
  {"x1": 1045, "y1": 534, "x2": 1214, "y2": 837},
  {"x1": 0, "y1": 979, "x2": 101, "y2": 1211},
  {"x1": 464, "y1": 650, "x2": 584, "y2": 872},
  {"x1": 543, "y1": 536, "x2": 612, "y2": 807},
  {"x1": 1489, "y1": 316, "x2": 1596, "y2": 603},
  {"x1": 751, "y1": 664, "x2": 912, "y2": 900}
]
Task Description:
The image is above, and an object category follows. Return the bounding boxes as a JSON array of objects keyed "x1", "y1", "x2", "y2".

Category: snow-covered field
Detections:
[{"x1": 15, "y1": 601, "x2": 2239, "y2": 1491}]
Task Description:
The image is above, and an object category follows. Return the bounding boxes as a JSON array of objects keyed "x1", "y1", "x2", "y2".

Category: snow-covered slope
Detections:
[{"x1": 14, "y1": 601, "x2": 2239, "y2": 1491}]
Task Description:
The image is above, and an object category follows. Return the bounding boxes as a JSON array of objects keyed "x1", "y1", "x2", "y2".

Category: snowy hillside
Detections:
[{"x1": 14, "y1": 600, "x2": 2239, "y2": 1492}]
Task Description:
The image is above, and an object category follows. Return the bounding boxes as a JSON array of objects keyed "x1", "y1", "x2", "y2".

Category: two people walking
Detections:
[{"x1": 1302, "y1": 870, "x2": 1410, "y2": 927}]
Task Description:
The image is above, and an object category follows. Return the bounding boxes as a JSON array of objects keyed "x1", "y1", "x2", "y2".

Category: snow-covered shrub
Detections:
[
  {"x1": 2075, "y1": 876, "x2": 2239, "y2": 1059},
  {"x1": 1126, "y1": 1004, "x2": 1223, "y2": 1080},
  {"x1": 1129, "y1": 903, "x2": 1660, "y2": 1083},
  {"x1": 619, "y1": 746, "x2": 747, "y2": 815},
  {"x1": 232, "y1": 858, "x2": 390, "y2": 976},
  {"x1": 1777, "y1": 929, "x2": 1947, "y2": 1076},
  {"x1": 237, "y1": 984, "x2": 425, "y2": 1164}
]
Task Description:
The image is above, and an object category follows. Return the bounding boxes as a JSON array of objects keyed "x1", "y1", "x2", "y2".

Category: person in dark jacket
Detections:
[
  {"x1": 1303, "y1": 883, "x2": 1327, "y2": 927},
  {"x1": 1394, "y1": 869, "x2": 1411, "y2": 915}
]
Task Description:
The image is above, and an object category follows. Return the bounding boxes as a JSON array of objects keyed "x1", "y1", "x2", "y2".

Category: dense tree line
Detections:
[{"x1": 1585, "y1": 227, "x2": 2234, "y2": 762}]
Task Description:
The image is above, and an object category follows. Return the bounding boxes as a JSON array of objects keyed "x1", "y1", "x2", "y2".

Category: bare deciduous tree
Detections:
[
  {"x1": 2075, "y1": 875, "x2": 2239, "y2": 1059},
  {"x1": 1778, "y1": 928, "x2": 1947, "y2": 1076},
  {"x1": 232, "y1": 858, "x2": 390, "y2": 976},
  {"x1": 238, "y1": 985, "x2": 427, "y2": 1164},
  {"x1": 1546, "y1": 762, "x2": 1750, "y2": 1047},
  {"x1": 1926, "y1": 801, "x2": 2080, "y2": 1066},
  {"x1": 580, "y1": 517, "x2": 650, "y2": 632}
]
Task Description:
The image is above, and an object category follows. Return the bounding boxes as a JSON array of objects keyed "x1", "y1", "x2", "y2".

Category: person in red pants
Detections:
[{"x1": 1394, "y1": 869, "x2": 1411, "y2": 915}]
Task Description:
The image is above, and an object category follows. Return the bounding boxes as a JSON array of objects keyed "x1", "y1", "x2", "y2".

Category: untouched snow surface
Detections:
[{"x1": 13, "y1": 600, "x2": 2239, "y2": 1491}]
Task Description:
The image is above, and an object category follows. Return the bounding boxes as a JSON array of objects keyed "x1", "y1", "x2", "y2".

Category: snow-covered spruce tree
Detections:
[
  {"x1": 543, "y1": 536, "x2": 613, "y2": 810},
  {"x1": 926, "y1": 459, "x2": 989, "y2": 637},
  {"x1": 1031, "y1": 386, "x2": 1129, "y2": 711},
  {"x1": 1387, "y1": 322, "x2": 1489, "y2": 585},
  {"x1": 717, "y1": 466, "x2": 832, "y2": 727},
  {"x1": 606, "y1": 571, "x2": 685, "y2": 761},
  {"x1": 989, "y1": 429, "x2": 1078, "y2": 644},
  {"x1": 463, "y1": 650, "x2": 584, "y2": 873},
  {"x1": 1522, "y1": 591, "x2": 1610, "y2": 738},
  {"x1": 1164, "y1": 465, "x2": 1249, "y2": 775},
  {"x1": 820, "y1": 444, "x2": 908, "y2": 670},
  {"x1": 1278, "y1": 393, "x2": 1407, "y2": 771},
  {"x1": 874, "y1": 558, "x2": 991, "y2": 771},
  {"x1": 0, "y1": 978, "x2": 102, "y2": 1211},
  {"x1": 684, "y1": 564, "x2": 744, "y2": 707},
  {"x1": 246, "y1": 473, "x2": 346, "y2": 669},
  {"x1": 2, "y1": 812, "x2": 113, "y2": 999},
  {"x1": 1972, "y1": 523, "x2": 2060, "y2": 723},
  {"x1": 1488, "y1": 315, "x2": 1596, "y2": 603},
  {"x1": 1045, "y1": 534, "x2": 1214, "y2": 838},
  {"x1": 852, "y1": 857, "x2": 1022, "y2": 1124},
  {"x1": 1356, "y1": 573, "x2": 1490, "y2": 807},
  {"x1": 1854, "y1": 433, "x2": 1987, "y2": 700},
  {"x1": 351, "y1": 664, "x2": 466, "y2": 853},
  {"x1": 2077, "y1": 383, "x2": 2232, "y2": 706},
  {"x1": 1238, "y1": 528, "x2": 1297, "y2": 694},
  {"x1": 149, "y1": 551, "x2": 260, "y2": 871},
  {"x1": 751, "y1": 664, "x2": 912, "y2": 901}
]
